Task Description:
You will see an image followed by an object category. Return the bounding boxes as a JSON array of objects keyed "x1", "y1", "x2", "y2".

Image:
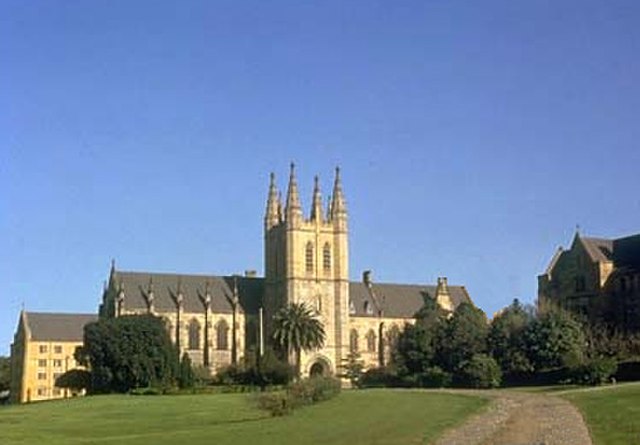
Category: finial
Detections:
[{"x1": 110, "y1": 258, "x2": 115, "y2": 272}]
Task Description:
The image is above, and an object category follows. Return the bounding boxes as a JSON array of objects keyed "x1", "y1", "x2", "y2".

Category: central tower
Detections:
[{"x1": 264, "y1": 164, "x2": 349, "y2": 375}]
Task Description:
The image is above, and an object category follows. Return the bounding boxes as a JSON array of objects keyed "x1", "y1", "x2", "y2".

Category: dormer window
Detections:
[
  {"x1": 349, "y1": 300, "x2": 356, "y2": 315},
  {"x1": 364, "y1": 301, "x2": 373, "y2": 315}
]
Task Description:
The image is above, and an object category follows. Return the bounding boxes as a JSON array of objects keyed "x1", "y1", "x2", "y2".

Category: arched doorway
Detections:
[{"x1": 308, "y1": 357, "x2": 331, "y2": 377}]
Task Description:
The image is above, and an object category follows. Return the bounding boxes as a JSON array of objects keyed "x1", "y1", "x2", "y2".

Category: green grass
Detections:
[
  {"x1": 0, "y1": 389, "x2": 486, "y2": 445},
  {"x1": 562, "y1": 383, "x2": 640, "y2": 445}
]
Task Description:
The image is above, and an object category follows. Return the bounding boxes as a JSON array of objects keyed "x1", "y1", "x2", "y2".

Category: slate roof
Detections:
[
  {"x1": 349, "y1": 281, "x2": 471, "y2": 318},
  {"x1": 24, "y1": 312, "x2": 97, "y2": 342},
  {"x1": 580, "y1": 237, "x2": 613, "y2": 262},
  {"x1": 112, "y1": 269, "x2": 471, "y2": 319},
  {"x1": 112, "y1": 270, "x2": 263, "y2": 315}
]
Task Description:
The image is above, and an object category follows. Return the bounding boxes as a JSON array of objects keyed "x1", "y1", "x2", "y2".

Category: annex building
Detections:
[
  {"x1": 538, "y1": 231, "x2": 640, "y2": 331},
  {"x1": 11, "y1": 165, "x2": 472, "y2": 402}
]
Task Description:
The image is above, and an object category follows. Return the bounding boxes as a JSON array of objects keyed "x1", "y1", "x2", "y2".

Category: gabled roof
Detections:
[
  {"x1": 24, "y1": 312, "x2": 97, "y2": 342},
  {"x1": 112, "y1": 270, "x2": 263, "y2": 315},
  {"x1": 580, "y1": 236, "x2": 613, "y2": 263},
  {"x1": 349, "y1": 281, "x2": 471, "y2": 318}
]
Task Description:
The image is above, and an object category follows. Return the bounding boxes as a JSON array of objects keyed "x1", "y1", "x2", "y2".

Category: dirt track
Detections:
[{"x1": 432, "y1": 390, "x2": 592, "y2": 445}]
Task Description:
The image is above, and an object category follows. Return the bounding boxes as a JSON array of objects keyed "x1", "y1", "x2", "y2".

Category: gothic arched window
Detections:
[
  {"x1": 350, "y1": 329, "x2": 359, "y2": 353},
  {"x1": 216, "y1": 319, "x2": 229, "y2": 350},
  {"x1": 366, "y1": 329, "x2": 376, "y2": 352},
  {"x1": 305, "y1": 242, "x2": 314, "y2": 272},
  {"x1": 323, "y1": 243, "x2": 331, "y2": 272},
  {"x1": 188, "y1": 319, "x2": 201, "y2": 350}
]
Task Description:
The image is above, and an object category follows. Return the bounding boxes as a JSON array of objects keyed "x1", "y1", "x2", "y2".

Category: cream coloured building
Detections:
[{"x1": 10, "y1": 312, "x2": 96, "y2": 403}]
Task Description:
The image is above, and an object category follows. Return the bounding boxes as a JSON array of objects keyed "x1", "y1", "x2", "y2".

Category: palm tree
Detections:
[{"x1": 272, "y1": 302, "x2": 325, "y2": 378}]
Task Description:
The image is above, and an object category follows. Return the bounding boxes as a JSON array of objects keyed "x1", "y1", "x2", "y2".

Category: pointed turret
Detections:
[
  {"x1": 330, "y1": 166, "x2": 347, "y2": 224},
  {"x1": 285, "y1": 162, "x2": 303, "y2": 225},
  {"x1": 277, "y1": 191, "x2": 284, "y2": 223},
  {"x1": 265, "y1": 172, "x2": 279, "y2": 229},
  {"x1": 310, "y1": 175, "x2": 323, "y2": 222}
]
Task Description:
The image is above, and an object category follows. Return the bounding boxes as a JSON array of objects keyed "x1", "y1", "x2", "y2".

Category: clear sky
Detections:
[{"x1": 2, "y1": 1, "x2": 639, "y2": 355}]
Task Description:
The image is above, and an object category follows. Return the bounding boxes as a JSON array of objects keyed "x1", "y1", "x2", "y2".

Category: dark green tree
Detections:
[
  {"x1": 272, "y1": 303, "x2": 325, "y2": 378},
  {"x1": 0, "y1": 356, "x2": 10, "y2": 392},
  {"x1": 488, "y1": 299, "x2": 534, "y2": 375},
  {"x1": 79, "y1": 315, "x2": 179, "y2": 393},
  {"x1": 525, "y1": 307, "x2": 586, "y2": 371},
  {"x1": 55, "y1": 369, "x2": 91, "y2": 392},
  {"x1": 177, "y1": 353, "x2": 195, "y2": 389},
  {"x1": 436, "y1": 302, "x2": 489, "y2": 372},
  {"x1": 458, "y1": 354, "x2": 502, "y2": 388}
]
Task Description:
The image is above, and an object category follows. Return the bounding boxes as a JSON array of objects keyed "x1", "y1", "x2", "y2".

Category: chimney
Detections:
[
  {"x1": 363, "y1": 270, "x2": 372, "y2": 287},
  {"x1": 435, "y1": 276, "x2": 453, "y2": 312}
]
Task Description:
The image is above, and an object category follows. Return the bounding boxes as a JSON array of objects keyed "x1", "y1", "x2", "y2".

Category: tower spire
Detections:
[
  {"x1": 330, "y1": 166, "x2": 347, "y2": 220},
  {"x1": 285, "y1": 162, "x2": 303, "y2": 223},
  {"x1": 310, "y1": 175, "x2": 323, "y2": 222},
  {"x1": 265, "y1": 172, "x2": 279, "y2": 229}
]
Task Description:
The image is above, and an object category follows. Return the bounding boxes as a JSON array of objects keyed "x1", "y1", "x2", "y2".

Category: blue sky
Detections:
[{"x1": 2, "y1": 1, "x2": 639, "y2": 355}]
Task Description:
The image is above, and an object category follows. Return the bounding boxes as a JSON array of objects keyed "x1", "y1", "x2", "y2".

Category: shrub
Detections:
[
  {"x1": 55, "y1": 369, "x2": 91, "y2": 392},
  {"x1": 359, "y1": 366, "x2": 400, "y2": 388},
  {"x1": 256, "y1": 392, "x2": 293, "y2": 417},
  {"x1": 572, "y1": 357, "x2": 618, "y2": 386},
  {"x1": 457, "y1": 354, "x2": 502, "y2": 388},
  {"x1": 417, "y1": 366, "x2": 452, "y2": 388},
  {"x1": 129, "y1": 386, "x2": 162, "y2": 396}
]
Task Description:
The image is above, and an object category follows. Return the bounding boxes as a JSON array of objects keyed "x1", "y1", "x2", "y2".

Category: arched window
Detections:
[
  {"x1": 188, "y1": 319, "x2": 201, "y2": 350},
  {"x1": 323, "y1": 243, "x2": 331, "y2": 271},
  {"x1": 305, "y1": 242, "x2": 314, "y2": 272},
  {"x1": 366, "y1": 329, "x2": 376, "y2": 352},
  {"x1": 350, "y1": 329, "x2": 359, "y2": 353},
  {"x1": 387, "y1": 324, "x2": 400, "y2": 350},
  {"x1": 216, "y1": 319, "x2": 229, "y2": 350}
]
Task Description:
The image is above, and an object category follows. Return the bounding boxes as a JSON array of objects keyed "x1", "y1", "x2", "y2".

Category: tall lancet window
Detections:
[
  {"x1": 323, "y1": 243, "x2": 331, "y2": 272},
  {"x1": 350, "y1": 329, "x2": 359, "y2": 353},
  {"x1": 216, "y1": 319, "x2": 229, "y2": 350},
  {"x1": 305, "y1": 242, "x2": 314, "y2": 272},
  {"x1": 188, "y1": 319, "x2": 201, "y2": 350}
]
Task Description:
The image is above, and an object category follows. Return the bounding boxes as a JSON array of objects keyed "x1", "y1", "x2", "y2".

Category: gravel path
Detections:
[{"x1": 432, "y1": 390, "x2": 593, "y2": 445}]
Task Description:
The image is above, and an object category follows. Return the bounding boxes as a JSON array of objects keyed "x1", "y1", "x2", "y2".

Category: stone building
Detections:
[
  {"x1": 538, "y1": 231, "x2": 640, "y2": 331},
  {"x1": 10, "y1": 312, "x2": 96, "y2": 403},
  {"x1": 99, "y1": 164, "x2": 472, "y2": 376},
  {"x1": 12, "y1": 165, "x2": 473, "y2": 402}
]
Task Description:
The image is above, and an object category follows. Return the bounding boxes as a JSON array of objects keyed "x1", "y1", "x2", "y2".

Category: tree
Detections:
[
  {"x1": 525, "y1": 307, "x2": 586, "y2": 371},
  {"x1": 458, "y1": 354, "x2": 502, "y2": 388},
  {"x1": 394, "y1": 296, "x2": 448, "y2": 376},
  {"x1": 177, "y1": 353, "x2": 195, "y2": 389},
  {"x1": 0, "y1": 356, "x2": 10, "y2": 392},
  {"x1": 488, "y1": 299, "x2": 534, "y2": 375},
  {"x1": 436, "y1": 302, "x2": 489, "y2": 373},
  {"x1": 55, "y1": 369, "x2": 91, "y2": 392},
  {"x1": 340, "y1": 351, "x2": 365, "y2": 387},
  {"x1": 79, "y1": 315, "x2": 179, "y2": 393},
  {"x1": 272, "y1": 303, "x2": 325, "y2": 378}
]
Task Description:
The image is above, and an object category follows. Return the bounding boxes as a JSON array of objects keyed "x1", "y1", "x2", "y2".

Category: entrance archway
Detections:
[{"x1": 308, "y1": 357, "x2": 331, "y2": 377}]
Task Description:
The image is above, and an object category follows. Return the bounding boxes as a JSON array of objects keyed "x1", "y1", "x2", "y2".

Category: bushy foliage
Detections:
[
  {"x1": 457, "y1": 354, "x2": 502, "y2": 388},
  {"x1": 0, "y1": 356, "x2": 10, "y2": 392},
  {"x1": 256, "y1": 376, "x2": 341, "y2": 417},
  {"x1": 436, "y1": 302, "x2": 489, "y2": 373},
  {"x1": 55, "y1": 369, "x2": 91, "y2": 391},
  {"x1": 571, "y1": 356, "x2": 618, "y2": 386},
  {"x1": 417, "y1": 366, "x2": 452, "y2": 388},
  {"x1": 340, "y1": 352, "x2": 365, "y2": 387},
  {"x1": 525, "y1": 308, "x2": 586, "y2": 371},
  {"x1": 79, "y1": 315, "x2": 179, "y2": 393},
  {"x1": 215, "y1": 348, "x2": 294, "y2": 387},
  {"x1": 488, "y1": 299, "x2": 534, "y2": 375},
  {"x1": 359, "y1": 366, "x2": 400, "y2": 388},
  {"x1": 177, "y1": 353, "x2": 195, "y2": 389}
]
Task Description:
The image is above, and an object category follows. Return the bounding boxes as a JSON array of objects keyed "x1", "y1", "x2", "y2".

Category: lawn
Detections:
[
  {"x1": 0, "y1": 389, "x2": 486, "y2": 445},
  {"x1": 562, "y1": 383, "x2": 640, "y2": 445}
]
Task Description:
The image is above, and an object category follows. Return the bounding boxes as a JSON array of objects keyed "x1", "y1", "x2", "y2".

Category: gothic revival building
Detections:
[
  {"x1": 98, "y1": 165, "x2": 472, "y2": 377},
  {"x1": 12, "y1": 165, "x2": 473, "y2": 402},
  {"x1": 538, "y1": 231, "x2": 640, "y2": 331}
]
